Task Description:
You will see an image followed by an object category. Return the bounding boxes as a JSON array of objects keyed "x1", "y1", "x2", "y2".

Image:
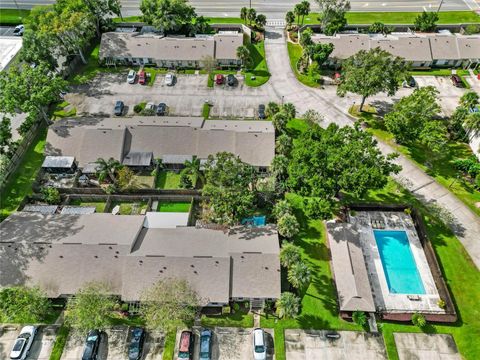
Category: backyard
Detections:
[
  {"x1": 155, "y1": 170, "x2": 196, "y2": 189},
  {"x1": 68, "y1": 200, "x2": 107, "y2": 213},
  {"x1": 156, "y1": 201, "x2": 191, "y2": 212},
  {"x1": 110, "y1": 201, "x2": 148, "y2": 215}
]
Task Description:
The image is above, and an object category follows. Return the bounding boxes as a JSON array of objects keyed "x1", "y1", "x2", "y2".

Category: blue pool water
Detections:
[{"x1": 373, "y1": 230, "x2": 426, "y2": 294}]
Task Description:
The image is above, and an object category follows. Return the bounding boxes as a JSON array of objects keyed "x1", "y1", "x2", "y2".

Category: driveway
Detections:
[
  {"x1": 174, "y1": 327, "x2": 274, "y2": 360},
  {"x1": 285, "y1": 329, "x2": 387, "y2": 360},
  {"x1": 0, "y1": 325, "x2": 58, "y2": 360},
  {"x1": 393, "y1": 333, "x2": 461, "y2": 360},
  {"x1": 68, "y1": 72, "x2": 276, "y2": 118}
]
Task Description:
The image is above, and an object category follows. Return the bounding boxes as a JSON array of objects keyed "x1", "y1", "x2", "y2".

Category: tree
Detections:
[
  {"x1": 0, "y1": 117, "x2": 12, "y2": 153},
  {"x1": 414, "y1": 11, "x2": 438, "y2": 32},
  {"x1": 306, "y1": 42, "x2": 334, "y2": 67},
  {"x1": 179, "y1": 172, "x2": 193, "y2": 189},
  {"x1": 0, "y1": 63, "x2": 67, "y2": 123},
  {"x1": 460, "y1": 91, "x2": 479, "y2": 110},
  {"x1": 276, "y1": 292, "x2": 300, "y2": 319},
  {"x1": 337, "y1": 47, "x2": 409, "y2": 111},
  {"x1": 288, "y1": 123, "x2": 401, "y2": 200},
  {"x1": 418, "y1": 120, "x2": 448, "y2": 154},
  {"x1": 266, "y1": 102, "x2": 280, "y2": 118},
  {"x1": 287, "y1": 262, "x2": 311, "y2": 289},
  {"x1": 247, "y1": 8, "x2": 257, "y2": 26},
  {"x1": 140, "y1": 0, "x2": 197, "y2": 35},
  {"x1": 202, "y1": 152, "x2": 256, "y2": 225},
  {"x1": 82, "y1": 0, "x2": 123, "y2": 36},
  {"x1": 95, "y1": 157, "x2": 123, "y2": 184},
  {"x1": 285, "y1": 11, "x2": 295, "y2": 27},
  {"x1": 272, "y1": 111, "x2": 289, "y2": 133},
  {"x1": 368, "y1": 22, "x2": 391, "y2": 35},
  {"x1": 64, "y1": 282, "x2": 115, "y2": 333},
  {"x1": 282, "y1": 103, "x2": 296, "y2": 120},
  {"x1": 299, "y1": 27, "x2": 313, "y2": 48},
  {"x1": 240, "y1": 7, "x2": 248, "y2": 24},
  {"x1": 42, "y1": 187, "x2": 61, "y2": 204},
  {"x1": 20, "y1": 30, "x2": 59, "y2": 70},
  {"x1": 384, "y1": 86, "x2": 442, "y2": 144},
  {"x1": 411, "y1": 312, "x2": 427, "y2": 328},
  {"x1": 464, "y1": 112, "x2": 480, "y2": 138},
  {"x1": 276, "y1": 134, "x2": 293, "y2": 156},
  {"x1": 304, "y1": 197, "x2": 333, "y2": 219},
  {"x1": 0, "y1": 286, "x2": 51, "y2": 323},
  {"x1": 140, "y1": 278, "x2": 199, "y2": 332},
  {"x1": 302, "y1": 109, "x2": 323, "y2": 124},
  {"x1": 448, "y1": 106, "x2": 469, "y2": 141},
  {"x1": 183, "y1": 156, "x2": 203, "y2": 185},
  {"x1": 117, "y1": 166, "x2": 135, "y2": 190},
  {"x1": 271, "y1": 154, "x2": 289, "y2": 181},
  {"x1": 314, "y1": 0, "x2": 350, "y2": 35},
  {"x1": 236, "y1": 45, "x2": 251, "y2": 68},
  {"x1": 278, "y1": 213, "x2": 300, "y2": 238},
  {"x1": 298, "y1": 0, "x2": 310, "y2": 26},
  {"x1": 352, "y1": 310, "x2": 367, "y2": 326},
  {"x1": 280, "y1": 243, "x2": 302, "y2": 268},
  {"x1": 294, "y1": 3, "x2": 303, "y2": 25},
  {"x1": 272, "y1": 199, "x2": 293, "y2": 219},
  {"x1": 256, "y1": 14, "x2": 267, "y2": 28}
]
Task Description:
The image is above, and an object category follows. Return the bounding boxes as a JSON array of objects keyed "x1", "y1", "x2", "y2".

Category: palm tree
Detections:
[
  {"x1": 247, "y1": 8, "x2": 257, "y2": 26},
  {"x1": 285, "y1": 11, "x2": 295, "y2": 27},
  {"x1": 95, "y1": 157, "x2": 122, "y2": 184},
  {"x1": 182, "y1": 156, "x2": 204, "y2": 186},
  {"x1": 280, "y1": 243, "x2": 301, "y2": 268},
  {"x1": 287, "y1": 262, "x2": 311, "y2": 289},
  {"x1": 271, "y1": 155, "x2": 289, "y2": 178},
  {"x1": 276, "y1": 134, "x2": 292, "y2": 156},
  {"x1": 460, "y1": 91, "x2": 479, "y2": 110},
  {"x1": 255, "y1": 14, "x2": 267, "y2": 28},
  {"x1": 464, "y1": 112, "x2": 480, "y2": 138},
  {"x1": 293, "y1": 3, "x2": 302, "y2": 25},
  {"x1": 276, "y1": 292, "x2": 300, "y2": 319},
  {"x1": 240, "y1": 7, "x2": 248, "y2": 25},
  {"x1": 236, "y1": 45, "x2": 251, "y2": 68},
  {"x1": 282, "y1": 103, "x2": 296, "y2": 120},
  {"x1": 299, "y1": 0, "x2": 310, "y2": 26},
  {"x1": 272, "y1": 111, "x2": 288, "y2": 133}
]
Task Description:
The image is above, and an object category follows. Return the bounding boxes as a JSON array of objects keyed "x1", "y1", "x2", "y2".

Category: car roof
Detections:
[
  {"x1": 179, "y1": 331, "x2": 191, "y2": 351},
  {"x1": 253, "y1": 328, "x2": 264, "y2": 345}
]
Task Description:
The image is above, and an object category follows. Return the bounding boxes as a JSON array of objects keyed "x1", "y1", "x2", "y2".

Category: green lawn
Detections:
[
  {"x1": 206, "y1": 17, "x2": 243, "y2": 24},
  {"x1": 350, "y1": 107, "x2": 480, "y2": 217},
  {"x1": 155, "y1": 171, "x2": 195, "y2": 189},
  {"x1": 156, "y1": 202, "x2": 191, "y2": 212},
  {"x1": 201, "y1": 308, "x2": 254, "y2": 328},
  {"x1": 52, "y1": 101, "x2": 77, "y2": 120},
  {"x1": 244, "y1": 41, "x2": 270, "y2": 87},
  {"x1": 111, "y1": 201, "x2": 148, "y2": 215},
  {"x1": 301, "y1": 11, "x2": 480, "y2": 25},
  {"x1": 287, "y1": 42, "x2": 320, "y2": 88},
  {"x1": 0, "y1": 9, "x2": 30, "y2": 25},
  {"x1": 0, "y1": 127, "x2": 46, "y2": 221},
  {"x1": 49, "y1": 325, "x2": 69, "y2": 360},
  {"x1": 69, "y1": 200, "x2": 107, "y2": 213}
]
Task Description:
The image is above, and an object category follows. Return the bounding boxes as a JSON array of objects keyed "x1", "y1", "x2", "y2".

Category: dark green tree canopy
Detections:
[
  {"x1": 287, "y1": 122, "x2": 401, "y2": 199},
  {"x1": 140, "y1": 0, "x2": 197, "y2": 35},
  {"x1": 414, "y1": 11, "x2": 438, "y2": 32},
  {"x1": 306, "y1": 42, "x2": 334, "y2": 67}
]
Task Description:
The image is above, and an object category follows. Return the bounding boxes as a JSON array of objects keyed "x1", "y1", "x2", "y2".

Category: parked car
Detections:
[
  {"x1": 10, "y1": 326, "x2": 37, "y2": 360},
  {"x1": 81, "y1": 330, "x2": 101, "y2": 360},
  {"x1": 165, "y1": 73, "x2": 175, "y2": 86},
  {"x1": 156, "y1": 102, "x2": 167, "y2": 116},
  {"x1": 177, "y1": 330, "x2": 194, "y2": 360},
  {"x1": 114, "y1": 100, "x2": 124, "y2": 116},
  {"x1": 138, "y1": 70, "x2": 146, "y2": 85},
  {"x1": 127, "y1": 70, "x2": 136, "y2": 84},
  {"x1": 199, "y1": 329, "x2": 212, "y2": 360},
  {"x1": 128, "y1": 328, "x2": 145, "y2": 360},
  {"x1": 215, "y1": 74, "x2": 224, "y2": 85},
  {"x1": 258, "y1": 104, "x2": 266, "y2": 119},
  {"x1": 227, "y1": 74, "x2": 236, "y2": 86},
  {"x1": 403, "y1": 75, "x2": 416, "y2": 88},
  {"x1": 451, "y1": 74, "x2": 463, "y2": 87},
  {"x1": 253, "y1": 328, "x2": 267, "y2": 360},
  {"x1": 13, "y1": 24, "x2": 24, "y2": 36}
]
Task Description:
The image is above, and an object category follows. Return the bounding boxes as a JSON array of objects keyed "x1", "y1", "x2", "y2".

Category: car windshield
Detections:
[
  {"x1": 87, "y1": 335, "x2": 98, "y2": 341},
  {"x1": 12, "y1": 338, "x2": 25, "y2": 351},
  {"x1": 200, "y1": 335, "x2": 210, "y2": 353},
  {"x1": 255, "y1": 345, "x2": 265, "y2": 353},
  {"x1": 178, "y1": 351, "x2": 189, "y2": 358}
]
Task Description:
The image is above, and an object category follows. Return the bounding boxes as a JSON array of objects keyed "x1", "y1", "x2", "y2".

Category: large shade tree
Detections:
[
  {"x1": 337, "y1": 47, "x2": 409, "y2": 111},
  {"x1": 0, "y1": 286, "x2": 51, "y2": 323},
  {"x1": 314, "y1": 0, "x2": 350, "y2": 35},
  {"x1": 140, "y1": 0, "x2": 197, "y2": 35}
]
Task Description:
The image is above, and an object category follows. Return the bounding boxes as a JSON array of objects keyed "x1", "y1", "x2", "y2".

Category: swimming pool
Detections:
[{"x1": 373, "y1": 230, "x2": 426, "y2": 294}]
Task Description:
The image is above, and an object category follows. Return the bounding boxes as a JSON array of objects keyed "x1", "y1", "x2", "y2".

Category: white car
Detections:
[
  {"x1": 13, "y1": 25, "x2": 24, "y2": 36},
  {"x1": 127, "y1": 70, "x2": 136, "y2": 84},
  {"x1": 165, "y1": 73, "x2": 175, "y2": 86},
  {"x1": 253, "y1": 328, "x2": 267, "y2": 360},
  {"x1": 10, "y1": 326, "x2": 37, "y2": 360}
]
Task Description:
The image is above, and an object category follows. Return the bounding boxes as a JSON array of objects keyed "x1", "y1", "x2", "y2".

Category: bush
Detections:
[
  {"x1": 412, "y1": 312, "x2": 427, "y2": 328},
  {"x1": 304, "y1": 198, "x2": 333, "y2": 219},
  {"x1": 272, "y1": 199, "x2": 292, "y2": 220},
  {"x1": 42, "y1": 187, "x2": 61, "y2": 204},
  {"x1": 465, "y1": 24, "x2": 480, "y2": 35},
  {"x1": 222, "y1": 306, "x2": 231, "y2": 315},
  {"x1": 277, "y1": 213, "x2": 299, "y2": 239},
  {"x1": 232, "y1": 302, "x2": 240, "y2": 312},
  {"x1": 0, "y1": 286, "x2": 51, "y2": 323},
  {"x1": 134, "y1": 102, "x2": 146, "y2": 114},
  {"x1": 179, "y1": 173, "x2": 193, "y2": 189},
  {"x1": 437, "y1": 299, "x2": 446, "y2": 309},
  {"x1": 352, "y1": 310, "x2": 367, "y2": 327}
]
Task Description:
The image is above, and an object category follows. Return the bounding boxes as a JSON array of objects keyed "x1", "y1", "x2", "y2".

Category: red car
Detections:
[
  {"x1": 138, "y1": 70, "x2": 146, "y2": 85},
  {"x1": 215, "y1": 74, "x2": 224, "y2": 85}
]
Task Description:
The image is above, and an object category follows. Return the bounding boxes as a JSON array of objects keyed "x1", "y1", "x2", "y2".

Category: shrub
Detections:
[
  {"x1": 304, "y1": 198, "x2": 333, "y2": 219},
  {"x1": 222, "y1": 306, "x2": 231, "y2": 315},
  {"x1": 437, "y1": 299, "x2": 446, "y2": 309},
  {"x1": 179, "y1": 173, "x2": 193, "y2": 189},
  {"x1": 352, "y1": 310, "x2": 367, "y2": 327},
  {"x1": 277, "y1": 213, "x2": 299, "y2": 239},
  {"x1": 134, "y1": 102, "x2": 146, "y2": 114},
  {"x1": 465, "y1": 24, "x2": 480, "y2": 35},
  {"x1": 42, "y1": 187, "x2": 61, "y2": 204},
  {"x1": 412, "y1": 312, "x2": 427, "y2": 328},
  {"x1": 232, "y1": 302, "x2": 240, "y2": 312},
  {"x1": 272, "y1": 199, "x2": 292, "y2": 219},
  {"x1": 121, "y1": 303, "x2": 129, "y2": 312}
]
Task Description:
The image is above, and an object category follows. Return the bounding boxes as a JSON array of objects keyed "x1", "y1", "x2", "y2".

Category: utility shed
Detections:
[{"x1": 42, "y1": 156, "x2": 77, "y2": 174}]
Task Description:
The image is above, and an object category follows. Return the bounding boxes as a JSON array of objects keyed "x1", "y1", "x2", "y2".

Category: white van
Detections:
[{"x1": 253, "y1": 328, "x2": 267, "y2": 360}]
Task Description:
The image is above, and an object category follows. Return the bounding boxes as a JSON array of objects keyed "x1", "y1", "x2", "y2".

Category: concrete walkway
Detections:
[{"x1": 264, "y1": 27, "x2": 480, "y2": 269}]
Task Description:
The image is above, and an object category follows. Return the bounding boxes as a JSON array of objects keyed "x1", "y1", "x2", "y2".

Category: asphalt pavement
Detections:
[{"x1": 0, "y1": 0, "x2": 478, "y2": 18}]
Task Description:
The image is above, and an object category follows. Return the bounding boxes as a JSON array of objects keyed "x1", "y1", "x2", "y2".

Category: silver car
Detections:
[
  {"x1": 165, "y1": 73, "x2": 175, "y2": 86},
  {"x1": 10, "y1": 326, "x2": 37, "y2": 360},
  {"x1": 127, "y1": 70, "x2": 136, "y2": 84}
]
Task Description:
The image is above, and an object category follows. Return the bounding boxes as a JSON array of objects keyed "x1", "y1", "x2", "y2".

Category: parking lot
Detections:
[
  {"x1": 174, "y1": 327, "x2": 275, "y2": 360},
  {"x1": 0, "y1": 26, "x2": 17, "y2": 37},
  {"x1": 0, "y1": 325, "x2": 58, "y2": 360},
  {"x1": 67, "y1": 72, "x2": 277, "y2": 119},
  {"x1": 285, "y1": 329, "x2": 387, "y2": 360},
  {"x1": 413, "y1": 75, "x2": 466, "y2": 115},
  {"x1": 60, "y1": 326, "x2": 164, "y2": 360}
]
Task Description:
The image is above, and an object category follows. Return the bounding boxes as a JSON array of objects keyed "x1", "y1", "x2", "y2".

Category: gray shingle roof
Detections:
[
  {"x1": 42, "y1": 156, "x2": 75, "y2": 169},
  {"x1": 122, "y1": 151, "x2": 153, "y2": 166}
]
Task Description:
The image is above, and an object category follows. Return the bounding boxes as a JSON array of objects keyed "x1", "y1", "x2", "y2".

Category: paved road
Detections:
[
  {"x1": 264, "y1": 27, "x2": 480, "y2": 269},
  {"x1": 1, "y1": 0, "x2": 477, "y2": 18}
]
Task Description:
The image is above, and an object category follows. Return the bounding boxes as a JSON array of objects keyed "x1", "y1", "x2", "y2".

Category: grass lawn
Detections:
[
  {"x1": 301, "y1": 11, "x2": 480, "y2": 25},
  {"x1": 0, "y1": 127, "x2": 46, "y2": 221},
  {"x1": 349, "y1": 106, "x2": 480, "y2": 217},
  {"x1": 409, "y1": 69, "x2": 454, "y2": 76},
  {"x1": 287, "y1": 42, "x2": 321, "y2": 88},
  {"x1": 156, "y1": 201, "x2": 191, "y2": 212},
  {"x1": 49, "y1": 325, "x2": 69, "y2": 360},
  {"x1": 162, "y1": 331, "x2": 176, "y2": 360},
  {"x1": 244, "y1": 41, "x2": 270, "y2": 87},
  {"x1": 155, "y1": 171, "x2": 195, "y2": 189},
  {"x1": 201, "y1": 308, "x2": 254, "y2": 328},
  {"x1": 206, "y1": 17, "x2": 243, "y2": 24},
  {"x1": 52, "y1": 101, "x2": 76, "y2": 120},
  {"x1": 132, "y1": 174, "x2": 155, "y2": 189},
  {"x1": 0, "y1": 9, "x2": 30, "y2": 25},
  {"x1": 111, "y1": 201, "x2": 148, "y2": 215},
  {"x1": 202, "y1": 103, "x2": 211, "y2": 119},
  {"x1": 69, "y1": 200, "x2": 107, "y2": 213}
]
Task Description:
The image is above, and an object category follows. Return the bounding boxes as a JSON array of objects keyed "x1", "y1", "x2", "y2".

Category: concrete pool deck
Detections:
[{"x1": 350, "y1": 211, "x2": 443, "y2": 314}]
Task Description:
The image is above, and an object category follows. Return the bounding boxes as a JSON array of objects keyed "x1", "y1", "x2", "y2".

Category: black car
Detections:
[
  {"x1": 128, "y1": 328, "x2": 145, "y2": 360},
  {"x1": 227, "y1": 74, "x2": 236, "y2": 86},
  {"x1": 199, "y1": 329, "x2": 212, "y2": 360},
  {"x1": 82, "y1": 330, "x2": 101, "y2": 360},
  {"x1": 114, "y1": 100, "x2": 124, "y2": 116},
  {"x1": 406, "y1": 75, "x2": 416, "y2": 88},
  {"x1": 258, "y1": 104, "x2": 266, "y2": 119},
  {"x1": 156, "y1": 102, "x2": 167, "y2": 116}
]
